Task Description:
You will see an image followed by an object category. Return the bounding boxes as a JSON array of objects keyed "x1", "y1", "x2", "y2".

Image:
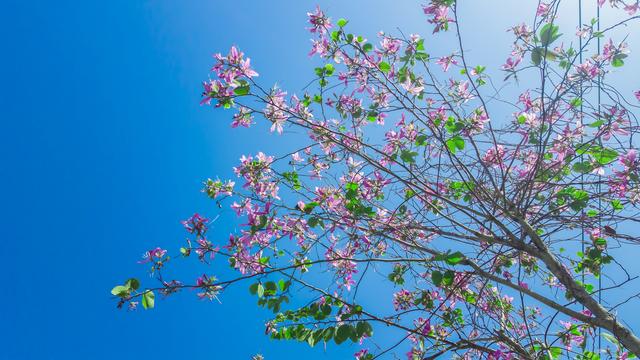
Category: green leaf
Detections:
[
  {"x1": 400, "y1": 150, "x2": 418, "y2": 163},
  {"x1": 363, "y1": 43, "x2": 373, "y2": 52},
  {"x1": 356, "y1": 321, "x2": 373, "y2": 337},
  {"x1": 570, "y1": 98, "x2": 583, "y2": 107},
  {"x1": 549, "y1": 346, "x2": 563, "y2": 359},
  {"x1": 445, "y1": 251, "x2": 465, "y2": 265},
  {"x1": 125, "y1": 278, "x2": 140, "y2": 291},
  {"x1": 588, "y1": 119, "x2": 604, "y2": 128},
  {"x1": 277, "y1": 279, "x2": 290, "y2": 292},
  {"x1": 337, "y1": 18, "x2": 348, "y2": 27},
  {"x1": 446, "y1": 136, "x2": 465, "y2": 154},
  {"x1": 141, "y1": 290, "x2": 155, "y2": 310},
  {"x1": 445, "y1": 117, "x2": 464, "y2": 134},
  {"x1": 321, "y1": 304, "x2": 332, "y2": 316},
  {"x1": 442, "y1": 270, "x2": 455, "y2": 286},
  {"x1": 531, "y1": 47, "x2": 543, "y2": 66},
  {"x1": 611, "y1": 199, "x2": 623, "y2": 211},
  {"x1": 572, "y1": 161, "x2": 593, "y2": 174},
  {"x1": 612, "y1": 54, "x2": 627, "y2": 67},
  {"x1": 539, "y1": 23, "x2": 562, "y2": 47},
  {"x1": 249, "y1": 283, "x2": 259, "y2": 295},
  {"x1": 591, "y1": 147, "x2": 618, "y2": 165},
  {"x1": 334, "y1": 324, "x2": 352, "y2": 344},
  {"x1": 415, "y1": 134, "x2": 427, "y2": 146},
  {"x1": 264, "y1": 281, "x2": 277, "y2": 295},
  {"x1": 324, "y1": 63, "x2": 335, "y2": 76},
  {"x1": 111, "y1": 285, "x2": 129, "y2": 297},
  {"x1": 257, "y1": 283, "x2": 265, "y2": 298},
  {"x1": 378, "y1": 61, "x2": 391, "y2": 73},
  {"x1": 431, "y1": 271, "x2": 443, "y2": 286},
  {"x1": 233, "y1": 85, "x2": 250, "y2": 96}
]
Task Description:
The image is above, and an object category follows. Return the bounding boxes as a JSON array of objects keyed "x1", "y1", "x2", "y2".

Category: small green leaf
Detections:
[
  {"x1": 356, "y1": 321, "x2": 373, "y2": 337},
  {"x1": 549, "y1": 346, "x2": 563, "y2": 359},
  {"x1": 445, "y1": 251, "x2": 464, "y2": 265},
  {"x1": 125, "y1": 278, "x2": 140, "y2": 291},
  {"x1": 611, "y1": 199, "x2": 623, "y2": 211},
  {"x1": 264, "y1": 281, "x2": 277, "y2": 295},
  {"x1": 277, "y1": 279, "x2": 290, "y2": 292},
  {"x1": 611, "y1": 54, "x2": 627, "y2": 67},
  {"x1": 431, "y1": 271, "x2": 443, "y2": 286},
  {"x1": 442, "y1": 270, "x2": 455, "y2": 286},
  {"x1": 233, "y1": 85, "x2": 250, "y2": 96},
  {"x1": 446, "y1": 136, "x2": 465, "y2": 154},
  {"x1": 400, "y1": 150, "x2": 418, "y2": 163},
  {"x1": 337, "y1": 18, "x2": 348, "y2": 27},
  {"x1": 531, "y1": 48, "x2": 543, "y2": 66},
  {"x1": 249, "y1": 283, "x2": 259, "y2": 295},
  {"x1": 141, "y1": 290, "x2": 155, "y2": 310},
  {"x1": 588, "y1": 119, "x2": 604, "y2": 128},
  {"x1": 324, "y1": 63, "x2": 335, "y2": 76},
  {"x1": 570, "y1": 98, "x2": 583, "y2": 107},
  {"x1": 378, "y1": 61, "x2": 391, "y2": 73},
  {"x1": 335, "y1": 324, "x2": 352, "y2": 344},
  {"x1": 572, "y1": 161, "x2": 593, "y2": 174},
  {"x1": 539, "y1": 23, "x2": 562, "y2": 47},
  {"x1": 591, "y1": 147, "x2": 618, "y2": 165},
  {"x1": 111, "y1": 285, "x2": 129, "y2": 297}
]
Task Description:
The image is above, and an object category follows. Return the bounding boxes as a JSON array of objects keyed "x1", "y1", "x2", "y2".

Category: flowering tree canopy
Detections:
[{"x1": 112, "y1": 1, "x2": 640, "y2": 359}]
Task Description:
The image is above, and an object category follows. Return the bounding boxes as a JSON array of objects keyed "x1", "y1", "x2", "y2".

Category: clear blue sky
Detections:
[{"x1": 2, "y1": 1, "x2": 638, "y2": 359}]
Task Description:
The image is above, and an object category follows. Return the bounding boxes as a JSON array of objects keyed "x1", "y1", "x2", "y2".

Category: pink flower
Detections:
[
  {"x1": 573, "y1": 60, "x2": 600, "y2": 80},
  {"x1": 423, "y1": 3, "x2": 454, "y2": 33},
  {"x1": 240, "y1": 58, "x2": 259, "y2": 78},
  {"x1": 600, "y1": 106, "x2": 630, "y2": 140},
  {"x1": 195, "y1": 274, "x2": 222, "y2": 300},
  {"x1": 380, "y1": 36, "x2": 402, "y2": 55},
  {"x1": 291, "y1": 152, "x2": 305, "y2": 163},
  {"x1": 354, "y1": 349, "x2": 369, "y2": 360},
  {"x1": 376, "y1": 112, "x2": 387, "y2": 125},
  {"x1": 619, "y1": 150, "x2": 637, "y2": 170},
  {"x1": 482, "y1": 145, "x2": 506, "y2": 167},
  {"x1": 625, "y1": 3, "x2": 640, "y2": 15},
  {"x1": 635, "y1": 90, "x2": 640, "y2": 101},
  {"x1": 402, "y1": 77, "x2": 424, "y2": 96},
  {"x1": 392, "y1": 289, "x2": 414, "y2": 311},
  {"x1": 602, "y1": 39, "x2": 629, "y2": 63},
  {"x1": 231, "y1": 107, "x2": 254, "y2": 128},
  {"x1": 309, "y1": 37, "x2": 330, "y2": 57},
  {"x1": 510, "y1": 23, "x2": 532, "y2": 38},
  {"x1": 537, "y1": 3, "x2": 551, "y2": 17},
  {"x1": 203, "y1": 179, "x2": 235, "y2": 199},
  {"x1": 436, "y1": 55, "x2": 458, "y2": 72},
  {"x1": 307, "y1": 6, "x2": 331, "y2": 34},
  {"x1": 270, "y1": 116, "x2": 286, "y2": 134},
  {"x1": 182, "y1": 213, "x2": 209, "y2": 237},
  {"x1": 139, "y1": 247, "x2": 167, "y2": 263},
  {"x1": 449, "y1": 79, "x2": 474, "y2": 103},
  {"x1": 501, "y1": 56, "x2": 522, "y2": 71},
  {"x1": 415, "y1": 317, "x2": 431, "y2": 336}
]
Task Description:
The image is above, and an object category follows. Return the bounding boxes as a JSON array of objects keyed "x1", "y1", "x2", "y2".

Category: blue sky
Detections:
[{"x1": 2, "y1": 1, "x2": 639, "y2": 359}]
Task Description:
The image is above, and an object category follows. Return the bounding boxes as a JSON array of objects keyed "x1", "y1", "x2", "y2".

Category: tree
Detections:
[{"x1": 112, "y1": 1, "x2": 640, "y2": 358}]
